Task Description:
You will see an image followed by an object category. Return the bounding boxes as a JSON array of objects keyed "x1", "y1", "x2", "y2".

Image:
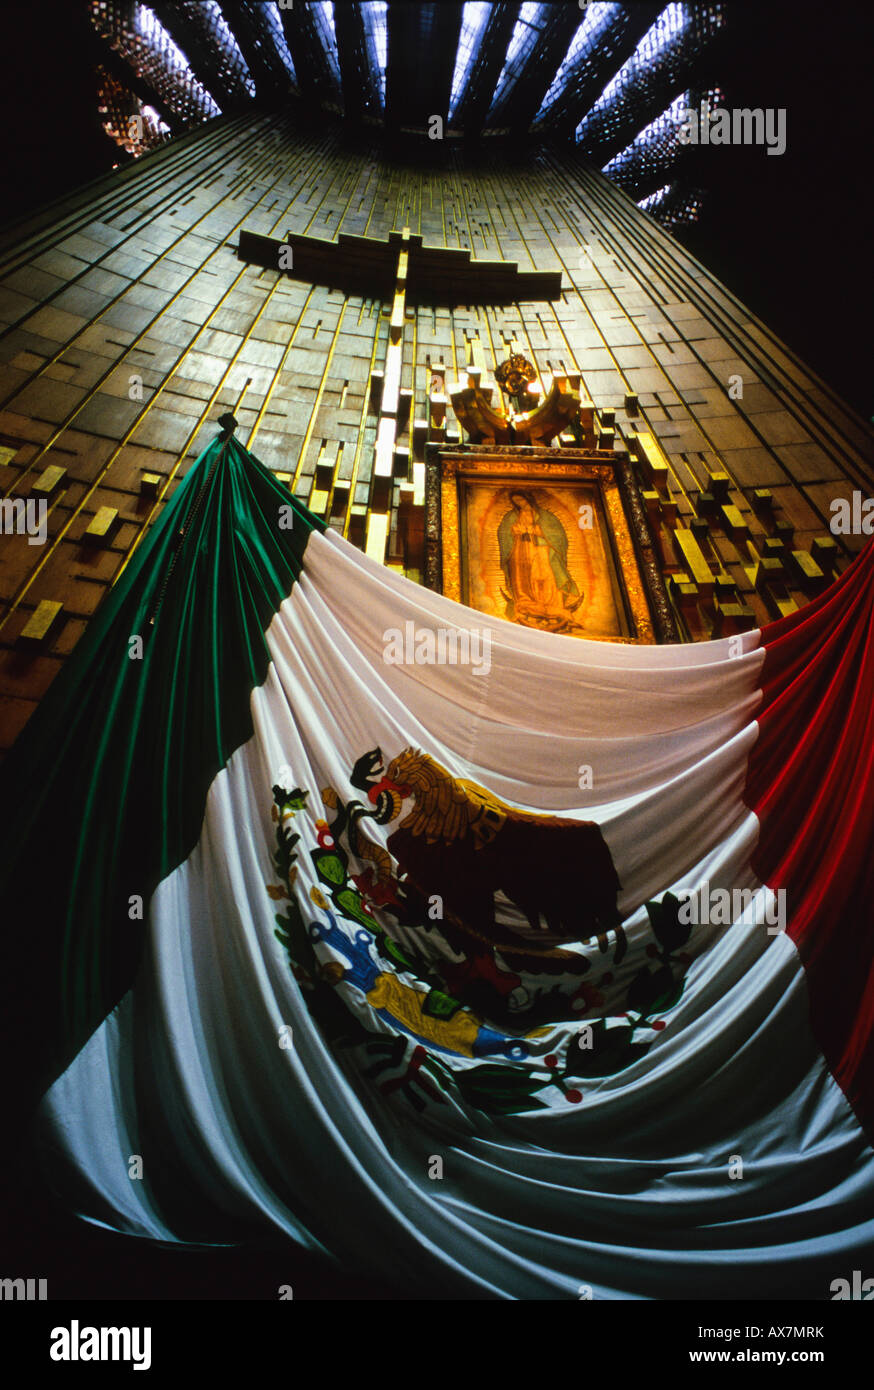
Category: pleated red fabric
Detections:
[{"x1": 747, "y1": 540, "x2": 874, "y2": 1140}]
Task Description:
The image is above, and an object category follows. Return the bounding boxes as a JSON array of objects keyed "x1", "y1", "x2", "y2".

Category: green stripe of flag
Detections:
[{"x1": 0, "y1": 433, "x2": 323, "y2": 1120}]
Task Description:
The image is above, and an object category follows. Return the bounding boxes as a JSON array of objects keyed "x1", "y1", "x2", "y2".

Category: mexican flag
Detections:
[{"x1": 2, "y1": 433, "x2": 872, "y2": 1299}]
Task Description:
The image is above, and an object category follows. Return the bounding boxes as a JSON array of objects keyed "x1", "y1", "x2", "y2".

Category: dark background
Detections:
[
  {"x1": 681, "y1": 0, "x2": 872, "y2": 421},
  {"x1": 0, "y1": 0, "x2": 870, "y2": 1301}
]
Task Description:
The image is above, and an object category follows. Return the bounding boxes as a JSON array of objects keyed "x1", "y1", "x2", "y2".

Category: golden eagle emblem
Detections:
[{"x1": 352, "y1": 747, "x2": 626, "y2": 962}]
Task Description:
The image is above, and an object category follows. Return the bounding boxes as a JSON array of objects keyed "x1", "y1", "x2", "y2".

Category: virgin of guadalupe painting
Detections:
[
  {"x1": 497, "y1": 489, "x2": 584, "y2": 633},
  {"x1": 454, "y1": 474, "x2": 637, "y2": 641},
  {"x1": 436, "y1": 455, "x2": 658, "y2": 644}
]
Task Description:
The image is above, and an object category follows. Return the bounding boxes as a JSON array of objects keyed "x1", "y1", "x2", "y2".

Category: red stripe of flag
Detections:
[{"x1": 746, "y1": 540, "x2": 874, "y2": 1140}]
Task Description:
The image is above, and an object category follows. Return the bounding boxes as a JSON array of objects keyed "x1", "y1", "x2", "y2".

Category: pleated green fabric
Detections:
[{"x1": 0, "y1": 433, "x2": 323, "y2": 1121}]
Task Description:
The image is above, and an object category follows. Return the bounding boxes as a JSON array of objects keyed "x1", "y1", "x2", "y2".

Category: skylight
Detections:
[
  {"x1": 638, "y1": 184, "x2": 705, "y2": 230},
  {"x1": 134, "y1": 2, "x2": 192, "y2": 73},
  {"x1": 96, "y1": 64, "x2": 172, "y2": 156},
  {"x1": 88, "y1": 0, "x2": 728, "y2": 226},
  {"x1": 637, "y1": 183, "x2": 673, "y2": 212},
  {"x1": 141, "y1": 103, "x2": 169, "y2": 133},
  {"x1": 538, "y1": 2, "x2": 619, "y2": 117},
  {"x1": 602, "y1": 83, "x2": 723, "y2": 210},
  {"x1": 203, "y1": 0, "x2": 256, "y2": 97},
  {"x1": 577, "y1": 3, "x2": 690, "y2": 139},
  {"x1": 264, "y1": 2, "x2": 297, "y2": 83},
  {"x1": 362, "y1": 1, "x2": 388, "y2": 105},
  {"x1": 490, "y1": 2, "x2": 549, "y2": 112},
  {"x1": 92, "y1": 1, "x2": 221, "y2": 122},
  {"x1": 313, "y1": 1, "x2": 341, "y2": 87},
  {"x1": 601, "y1": 91, "x2": 689, "y2": 178},
  {"x1": 449, "y1": 2, "x2": 491, "y2": 118}
]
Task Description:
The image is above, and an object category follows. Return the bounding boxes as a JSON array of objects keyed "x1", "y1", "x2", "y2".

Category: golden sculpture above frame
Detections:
[
  {"x1": 448, "y1": 362, "x2": 597, "y2": 448},
  {"x1": 428, "y1": 449, "x2": 666, "y2": 645}
]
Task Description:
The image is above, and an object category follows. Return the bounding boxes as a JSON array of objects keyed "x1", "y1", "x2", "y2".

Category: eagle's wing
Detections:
[{"x1": 455, "y1": 779, "x2": 505, "y2": 848}]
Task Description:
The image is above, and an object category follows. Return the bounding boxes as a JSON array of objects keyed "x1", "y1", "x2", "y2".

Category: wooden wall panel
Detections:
[{"x1": 0, "y1": 109, "x2": 871, "y2": 752}]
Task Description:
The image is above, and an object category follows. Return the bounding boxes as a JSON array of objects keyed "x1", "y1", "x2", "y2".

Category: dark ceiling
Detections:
[
  {"x1": 85, "y1": 1, "x2": 730, "y2": 231},
  {"x1": 0, "y1": 2, "x2": 870, "y2": 416}
]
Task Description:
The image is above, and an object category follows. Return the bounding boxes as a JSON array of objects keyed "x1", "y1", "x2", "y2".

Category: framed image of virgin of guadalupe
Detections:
[{"x1": 434, "y1": 452, "x2": 659, "y2": 644}]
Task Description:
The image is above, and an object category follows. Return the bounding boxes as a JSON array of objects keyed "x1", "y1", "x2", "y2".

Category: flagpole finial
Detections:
[{"x1": 217, "y1": 412, "x2": 239, "y2": 437}]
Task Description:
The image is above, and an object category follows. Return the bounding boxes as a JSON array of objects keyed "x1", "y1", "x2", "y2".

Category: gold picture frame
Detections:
[{"x1": 437, "y1": 453, "x2": 656, "y2": 644}]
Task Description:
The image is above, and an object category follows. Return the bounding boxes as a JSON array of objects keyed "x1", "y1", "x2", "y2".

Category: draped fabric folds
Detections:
[
  {"x1": 2, "y1": 434, "x2": 872, "y2": 1299},
  {"x1": 747, "y1": 542, "x2": 874, "y2": 1132},
  {"x1": 0, "y1": 435, "x2": 322, "y2": 1116}
]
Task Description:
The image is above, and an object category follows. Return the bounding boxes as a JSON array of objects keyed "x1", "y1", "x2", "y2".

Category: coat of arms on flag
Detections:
[{"x1": 1, "y1": 433, "x2": 871, "y2": 1300}]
